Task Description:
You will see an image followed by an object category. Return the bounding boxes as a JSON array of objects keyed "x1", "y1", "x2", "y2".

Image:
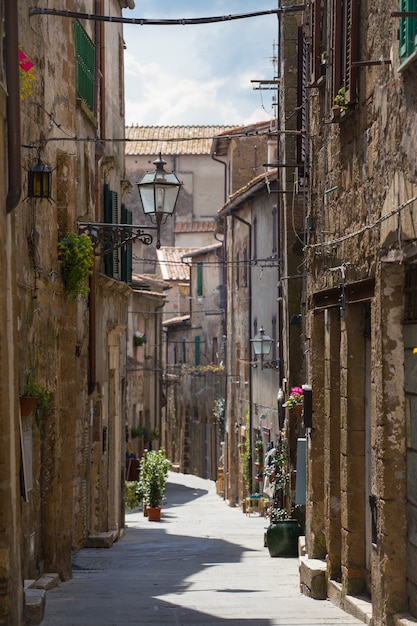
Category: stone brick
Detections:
[{"x1": 299, "y1": 556, "x2": 327, "y2": 599}]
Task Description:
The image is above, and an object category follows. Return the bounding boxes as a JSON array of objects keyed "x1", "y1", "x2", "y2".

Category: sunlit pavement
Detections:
[{"x1": 41, "y1": 471, "x2": 364, "y2": 625}]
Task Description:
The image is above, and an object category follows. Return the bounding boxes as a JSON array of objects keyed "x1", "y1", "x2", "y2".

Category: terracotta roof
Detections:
[
  {"x1": 211, "y1": 119, "x2": 275, "y2": 157},
  {"x1": 174, "y1": 220, "x2": 216, "y2": 234},
  {"x1": 184, "y1": 242, "x2": 222, "y2": 258},
  {"x1": 156, "y1": 247, "x2": 198, "y2": 281},
  {"x1": 125, "y1": 125, "x2": 237, "y2": 156},
  {"x1": 218, "y1": 168, "x2": 278, "y2": 217},
  {"x1": 162, "y1": 314, "x2": 191, "y2": 327}
]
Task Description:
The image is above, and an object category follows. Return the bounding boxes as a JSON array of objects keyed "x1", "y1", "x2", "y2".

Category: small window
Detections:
[
  {"x1": 405, "y1": 265, "x2": 417, "y2": 322},
  {"x1": 121, "y1": 204, "x2": 132, "y2": 284},
  {"x1": 197, "y1": 263, "x2": 203, "y2": 297},
  {"x1": 194, "y1": 335, "x2": 201, "y2": 367},
  {"x1": 332, "y1": 0, "x2": 359, "y2": 106},
  {"x1": 400, "y1": 0, "x2": 417, "y2": 62},
  {"x1": 103, "y1": 184, "x2": 119, "y2": 279},
  {"x1": 74, "y1": 20, "x2": 95, "y2": 113}
]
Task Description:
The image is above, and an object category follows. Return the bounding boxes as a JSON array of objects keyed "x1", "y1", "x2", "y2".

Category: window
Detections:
[
  {"x1": 197, "y1": 263, "x2": 203, "y2": 297},
  {"x1": 332, "y1": 0, "x2": 359, "y2": 105},
  {"x1": 297, "y1": 27, "x2": 308, "y2": 174},
  {"x1": 194, "y1": 335, "x2": 201, "y2": 367},
  {"x1": 121, "y1": 204, "x2": 132, "y2": 284},
  {"x1": 243, "y1": 247, "x2": 248, "y2": 287},
  {"x1": 272, "y1": 206, "x2": 278, "y2": 257},
  {"x1": 74, "y1": 20, "x2": 95, "y2": 113},
  {"x1": 310, "y1": 0, "x2": 325, "y2": 84},
  {"x1": 400, "y1": 0, "x2": 417, "y2": 62},
  {"x1": 405, "y1": 265, "x2": 417, "y2": 322},
  {"x1": 103, "y1": 184, "x2": 119, "y2": 279}
]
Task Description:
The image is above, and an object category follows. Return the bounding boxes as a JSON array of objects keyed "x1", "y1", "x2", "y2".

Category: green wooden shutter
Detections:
[
  {"x1": 74, "y1": 20, "x2": 95, "y2": 112},
  {"x1": 121, "y1": 204, "x2": 132, "y2": 284},
  {"x1": 103, "y1": 185, "x2": 119, "y2": 278},
  {"x1": 197, "y1": 263, "x2": 203, "y2": 297},
  {"x1": 195, "y1": 336, "x2": 201, "y2": 367},
  {"x1": 103, "y1": 184, "x2": 113, "y2": 276},
  {"x1": 400, "y1": 0, "x2": 417, "y2": 61}
]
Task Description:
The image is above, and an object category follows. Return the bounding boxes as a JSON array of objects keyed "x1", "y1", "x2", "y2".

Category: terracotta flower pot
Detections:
[
  {"x1": 147, "y1": 506, "x2": 161, "y2": 522},
  {"x1": 19, "y1": 396, "x2": 37, "y2": 417}
]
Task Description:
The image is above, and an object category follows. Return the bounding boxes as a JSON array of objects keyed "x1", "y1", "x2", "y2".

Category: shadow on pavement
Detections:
[{"x1": 41, "y1": 477, "x2": 276, "y2": 624}]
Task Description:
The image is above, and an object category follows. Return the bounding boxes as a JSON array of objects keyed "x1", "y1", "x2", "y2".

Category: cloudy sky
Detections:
[{"x1": 122, "y1": 1, "x2": 278, "y2": 127}]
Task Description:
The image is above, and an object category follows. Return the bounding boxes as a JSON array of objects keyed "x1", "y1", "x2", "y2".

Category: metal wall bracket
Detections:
[{"x1": 77, "y1": 222, "x2": 156, "y2": 256}]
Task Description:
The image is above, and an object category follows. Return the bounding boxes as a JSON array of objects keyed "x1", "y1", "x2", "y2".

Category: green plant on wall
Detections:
[
  {"x1": 334, "y1": 86, "x2": 348, "y2": 111},
  {"x1": 213, "y1": 397, "x2": 225, "y2": 441},
  {"x1": 239, "y1": 411, "x2": 252, "y2": 494},
  {"x1": 58, "y1": 233, "x2": 94, "y2": 301},
  {"x1": 23, "y1": 380, "x2": 53, "y2": 425}
]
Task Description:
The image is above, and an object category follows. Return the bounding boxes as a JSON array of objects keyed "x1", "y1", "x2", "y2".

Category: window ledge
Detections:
[
  {"x1": 399, "y1": 49, "x2": 417, "y2": 73},
  {"x1": 76, "y1": 98, "x2": 98, "y2": 128}
]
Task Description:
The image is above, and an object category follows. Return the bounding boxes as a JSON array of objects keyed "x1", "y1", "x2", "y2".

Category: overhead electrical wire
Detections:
[
  {"x1": 306, "y1": 193, "x2": 417, "y2": 250},
  {"x1": 29, "y1": 7, "x2": 305, "y2": 25}
]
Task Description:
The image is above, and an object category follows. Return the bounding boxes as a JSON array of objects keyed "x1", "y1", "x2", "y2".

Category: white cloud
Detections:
[{"x1": 123, "y1": 1, "x2": 277, "y2": 126}]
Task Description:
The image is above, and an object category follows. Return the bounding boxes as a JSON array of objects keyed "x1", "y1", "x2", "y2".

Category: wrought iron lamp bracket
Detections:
[{"x1": 77, "y1": 222, "x2": 156, "y2": 256}]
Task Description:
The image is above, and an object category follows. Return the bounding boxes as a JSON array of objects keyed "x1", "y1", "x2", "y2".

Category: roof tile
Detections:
[{"x1": 125, "y1": 125, "x2": 237, "y2": 156}]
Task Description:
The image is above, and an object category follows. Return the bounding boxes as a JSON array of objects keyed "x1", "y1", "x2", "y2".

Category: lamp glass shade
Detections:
[
  {"x1": 137, "y1": 158, "x2": 181, "y2": 217},
  {"x1": 251, "y1": 328, "x2": 273, "y2": 356},
  {"x1": 28, "y1": 161, "x2": 52, "y2": 199}
]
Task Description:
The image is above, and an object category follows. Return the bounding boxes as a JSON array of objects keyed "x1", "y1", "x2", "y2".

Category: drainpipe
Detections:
[
  {"x1": 155, "y1": 300, "x2": 165, "y2": 447},
  {"x1": 89, "y1": 0, "x2": 104, "y2": 394},
  {"x1": 5, "y1": 0, "x2": 22, "y2": 213},
  {"x1": 211, "y1": 153, "x2": 228, "y2": 204}
]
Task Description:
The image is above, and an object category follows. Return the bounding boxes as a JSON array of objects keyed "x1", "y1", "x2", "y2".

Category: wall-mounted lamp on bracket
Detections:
[
  {"x1": 137, "y1": 153, "x2": 182, "y2": 249},
  {"x1": 251, "y1": 326, "x2": 279, "y2": 370},
  {"x1": 78, "y1": 154, "x2": 181, "y2": 255},
  {"x1": 28, "y1": 158, "x2": 52, "y2": 199}
]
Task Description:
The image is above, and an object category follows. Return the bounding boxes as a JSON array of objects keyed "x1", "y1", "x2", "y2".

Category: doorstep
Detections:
[
  {"x1": 24, "y1": 574, "x2": 59, "y2": 625},
  {"x1": 85, "y1": 529, "x2": 119, "y2": 548},
  {"x1": 328, "y1": 580, "x2": 373, "y2": 625}
]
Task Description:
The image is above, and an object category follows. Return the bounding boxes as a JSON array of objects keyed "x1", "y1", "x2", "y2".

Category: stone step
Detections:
[
  {"x1": 32, "y1": 572, "x2": 60, "y2": 591},
  {"x1": 24, "y1": 587, "x2": 45, "y2": 625},
  {"x1": 85, "y1": 530, "x2": 119, "y2": 548}
]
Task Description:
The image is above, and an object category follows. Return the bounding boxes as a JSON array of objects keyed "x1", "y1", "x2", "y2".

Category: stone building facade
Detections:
[
  {"x1": 1, "y1": 2, "x2": 136, "y2": 622},
  {"x1": 299, "y1": 1, "x2": 417, "y2": 625},
  {"x1": 162, "y1": 244, "x2": 225, "y2": 479}
]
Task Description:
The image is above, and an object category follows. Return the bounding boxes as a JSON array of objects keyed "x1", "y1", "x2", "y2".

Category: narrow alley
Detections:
[{"x1": 40, "y1": 472, "x2": 365, "y2": 625}]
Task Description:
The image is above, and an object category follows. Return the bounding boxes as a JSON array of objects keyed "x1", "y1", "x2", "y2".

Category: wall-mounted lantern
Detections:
[
  {"x1": 251, "y1": 326, "x2": 275, "y2": 370},
  {"x1": 137, "y1": 153, "x2": 182, "y2": 248},
  {"x1": 28, "y1": 159, "x2": 52, "y2": 199}
]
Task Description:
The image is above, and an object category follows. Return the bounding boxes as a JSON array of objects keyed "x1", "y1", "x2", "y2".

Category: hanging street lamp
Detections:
[{"x1": 137, "y1": 153, "x2": 182, "y2": 249}]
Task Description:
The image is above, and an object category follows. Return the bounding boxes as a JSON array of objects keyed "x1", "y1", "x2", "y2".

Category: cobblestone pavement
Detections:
[{"x1": 41, "y1": 472, "x2": 365, "y2": 625}]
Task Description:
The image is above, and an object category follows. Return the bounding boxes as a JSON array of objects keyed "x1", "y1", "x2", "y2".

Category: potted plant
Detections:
[
  {"x1": 265, "y1": 504, "x2": 302, "y2": 557},
  {"x1": 139, "y1": 448, "x2": 170, "y2": 521},
  {"x1": 332, "y1": 85, "x2": 348, "y2": 119},
  {"x1": 133, "y1": 331, "x2": 146, "y2": 347},
  {"x1": 20, "y1": 380, "x2": 53, "y2": 423},
  {"x1": 282, "y1": 386, "x2": 304, "y2": 410},
  {"x1": 264, "y1": 442, "x2": 302, "y2": 557}
]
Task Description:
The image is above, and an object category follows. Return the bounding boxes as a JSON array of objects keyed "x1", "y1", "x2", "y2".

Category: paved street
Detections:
[{"x1": 41, "y1": 472, "x2": 364, "y2": 625}]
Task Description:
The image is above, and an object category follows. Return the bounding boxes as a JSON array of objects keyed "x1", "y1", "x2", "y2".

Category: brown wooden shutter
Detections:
[
  {"x1": 333, "y1": 0, "x2": 343, "y2": 101},
  {"x1": 297, "y1": 27, "x2": 307, "y2": 172},
  {"x1": 310, "y1": 0, "x2": 322, "y2": 84},
  {"x1": 344, "y1": 0, "x2": 359, "y2": 104}
]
